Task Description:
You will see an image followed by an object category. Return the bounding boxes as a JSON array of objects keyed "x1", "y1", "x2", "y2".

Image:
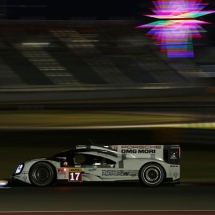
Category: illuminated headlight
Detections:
[
  {"x1": 15, "y1": 164, "x2": 24, "y2": 174},
  {"x1": 0, "y1": 180, "x2": 8, "y2": 186}
]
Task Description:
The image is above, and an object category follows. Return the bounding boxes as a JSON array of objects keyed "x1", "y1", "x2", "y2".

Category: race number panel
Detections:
[{"x1": 68, "y1": 168, "x2": 82, "y2": 182}]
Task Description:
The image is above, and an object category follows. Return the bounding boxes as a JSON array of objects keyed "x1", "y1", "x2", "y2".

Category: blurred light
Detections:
[
  {"x1": 15, "y1": 164, "x2": 23, "y2": 174},
  {"x1": 22, "y1": 43, "x2": 50, "y2": 47},
  {"x1": 70, "y1": 40, "x2": 99, "y2": 42},
  {"x1": 0, "y1": 180, "x2": 8, "y2": 187},
  {"x1": 136, "y1": 0, "x2": 215, "y2": 58}
]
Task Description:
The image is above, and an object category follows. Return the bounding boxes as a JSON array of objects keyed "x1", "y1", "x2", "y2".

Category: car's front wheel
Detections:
[
  {"x1": 29, "y1": 162, "x2": 56, "y2": 187},
  {"x1": 139, "y1": 163, "x2": 164, "y2": 187}
]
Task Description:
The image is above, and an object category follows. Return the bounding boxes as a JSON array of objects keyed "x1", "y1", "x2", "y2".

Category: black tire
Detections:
[
  {"x1": 29, "y1": 162, "x2": 56, "y2": 187},
  {"x1": 139, "y1": 163, "x2": 165, "y2": 187}
]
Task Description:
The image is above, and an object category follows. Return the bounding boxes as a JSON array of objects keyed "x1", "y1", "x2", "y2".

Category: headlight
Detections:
[
  {"x1": 0, "y1": 180, "x2": 8, "y2": 186},
  {"x1": 15, "y1": 164, "x2": 24, "y2": 174}
]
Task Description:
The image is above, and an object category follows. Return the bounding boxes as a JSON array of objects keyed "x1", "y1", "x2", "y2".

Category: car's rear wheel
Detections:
[
  {"x1": 139, "y1": 163, "x2": 164, "y2": 187},
  {"x1": 29, "y1": 162, "x2": 56, "y2": 187}
]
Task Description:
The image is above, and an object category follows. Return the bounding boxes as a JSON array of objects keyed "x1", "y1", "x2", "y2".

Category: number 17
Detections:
[{"x1": 69, "y1": 172, "x2": 81, "y2": 182}]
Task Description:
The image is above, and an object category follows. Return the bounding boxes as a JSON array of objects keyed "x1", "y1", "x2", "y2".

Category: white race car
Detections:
[{"x1": 11, "y1": 144, "x2": 180, "y2": 187}]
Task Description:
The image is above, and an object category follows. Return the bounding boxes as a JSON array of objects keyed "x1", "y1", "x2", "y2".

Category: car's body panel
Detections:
[{"x1": 11, "y1": 145, "x2": 180, "y2": 186}]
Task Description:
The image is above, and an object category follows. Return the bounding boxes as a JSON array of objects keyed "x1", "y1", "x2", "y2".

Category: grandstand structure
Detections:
[{"x1": 0, "y1": 20, "x2": 214, "y2": 97}]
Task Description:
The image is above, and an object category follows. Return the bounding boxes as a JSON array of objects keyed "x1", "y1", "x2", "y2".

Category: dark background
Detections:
[
  {"x1": 1, "y1": 0, "x2": 214, "y2": 41},
  {"x1": 1, "y1": 0, "x2": 214, "y2": 20}
]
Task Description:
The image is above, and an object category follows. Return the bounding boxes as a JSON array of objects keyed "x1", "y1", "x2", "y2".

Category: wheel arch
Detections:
[
  {"x1": 29, "y1": 161, "x2": 57, "y2": 186},
  {"x1": 138, "y1": 162, "x2": 167, "y2": 186}
]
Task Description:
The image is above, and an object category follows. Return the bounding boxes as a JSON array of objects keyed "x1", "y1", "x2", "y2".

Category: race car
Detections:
[{"x1": 11, "y1": 144, "x2": 180, "y2": 187}]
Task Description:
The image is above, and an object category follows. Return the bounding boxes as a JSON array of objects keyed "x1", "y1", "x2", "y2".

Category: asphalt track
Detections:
[
  {"x1": 0, "y1": 183, "x2": 215, "y2": 211},
  {"x1": 0, "y1": 212, "x2": 214, "y2": 215},
  {"x1": 0, "y1": 211, "x2": 214, "y2": 215}
]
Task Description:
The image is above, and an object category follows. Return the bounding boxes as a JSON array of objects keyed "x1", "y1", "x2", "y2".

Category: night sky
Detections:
[
  {"x1": 5, "y1": 0, "x2": 146, "y2": 20},
  {"x1": 4, "y1": 0, "x2": 214, "y2": 20}
]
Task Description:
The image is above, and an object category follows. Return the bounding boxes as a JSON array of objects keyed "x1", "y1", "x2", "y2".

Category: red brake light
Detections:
[{"x1": 179, "y1": 147, "x2": 181, "y2": 158}]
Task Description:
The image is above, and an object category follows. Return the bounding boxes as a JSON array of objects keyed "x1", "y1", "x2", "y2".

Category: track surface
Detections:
[
  {"x1": 0, "y1": 212, "x2": 214, "y2": 215},
  {"x1": 0, "y1": 183, "x2": 215, "y2": 211}
]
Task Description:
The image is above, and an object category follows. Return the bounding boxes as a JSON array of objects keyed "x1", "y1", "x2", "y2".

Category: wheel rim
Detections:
[
  {"x1": 31, "y1": 164, "x2": 54, "y2": 186},
  {"x1": 142, "y1": 165, "x2": 163, "y2": 185}
]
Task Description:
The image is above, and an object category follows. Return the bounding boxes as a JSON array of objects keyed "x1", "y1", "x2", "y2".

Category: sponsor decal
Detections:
[
  {"x1": 102, "y1": 170, "x2": 137, "y2": 177},
  {"x1": 171, "y1": 146, "x2": 179, "y2": 149},
  {"x1": 102, "y1": 170, "x2": 129, "y2": 176},
  {"x1": 121, "y1": 145, "x2": 161, "y2": 149},
  {"x1": 120, "y1": 145, "x2": 161, "y2": 154},
  {"x1": 69, "y1": 168, "x2": 82, "y2": 172},
  {"x1": 121, "y1": 149, "x2": 156, "y2": 154},
  {"x1": 88, "y1": 168, "x2": 97, "y2": 172}
]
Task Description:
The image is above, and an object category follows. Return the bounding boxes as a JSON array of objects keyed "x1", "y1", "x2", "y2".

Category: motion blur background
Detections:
[
  {"x1": 0, "y1": 0, "x2": 215, "y2": 98},
  {"x1": 0, "y1": 0, "x2": 215, "y2": 183}
]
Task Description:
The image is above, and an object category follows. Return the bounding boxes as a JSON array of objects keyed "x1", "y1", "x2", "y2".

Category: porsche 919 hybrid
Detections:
[{"x1": 11, "y1": 144, "x2": 180, "y2": 187}]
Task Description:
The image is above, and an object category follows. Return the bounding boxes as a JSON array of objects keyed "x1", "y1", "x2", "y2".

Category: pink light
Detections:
[{"x1": 137, "y1": 0, "x2": 215, "y2": 58}]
